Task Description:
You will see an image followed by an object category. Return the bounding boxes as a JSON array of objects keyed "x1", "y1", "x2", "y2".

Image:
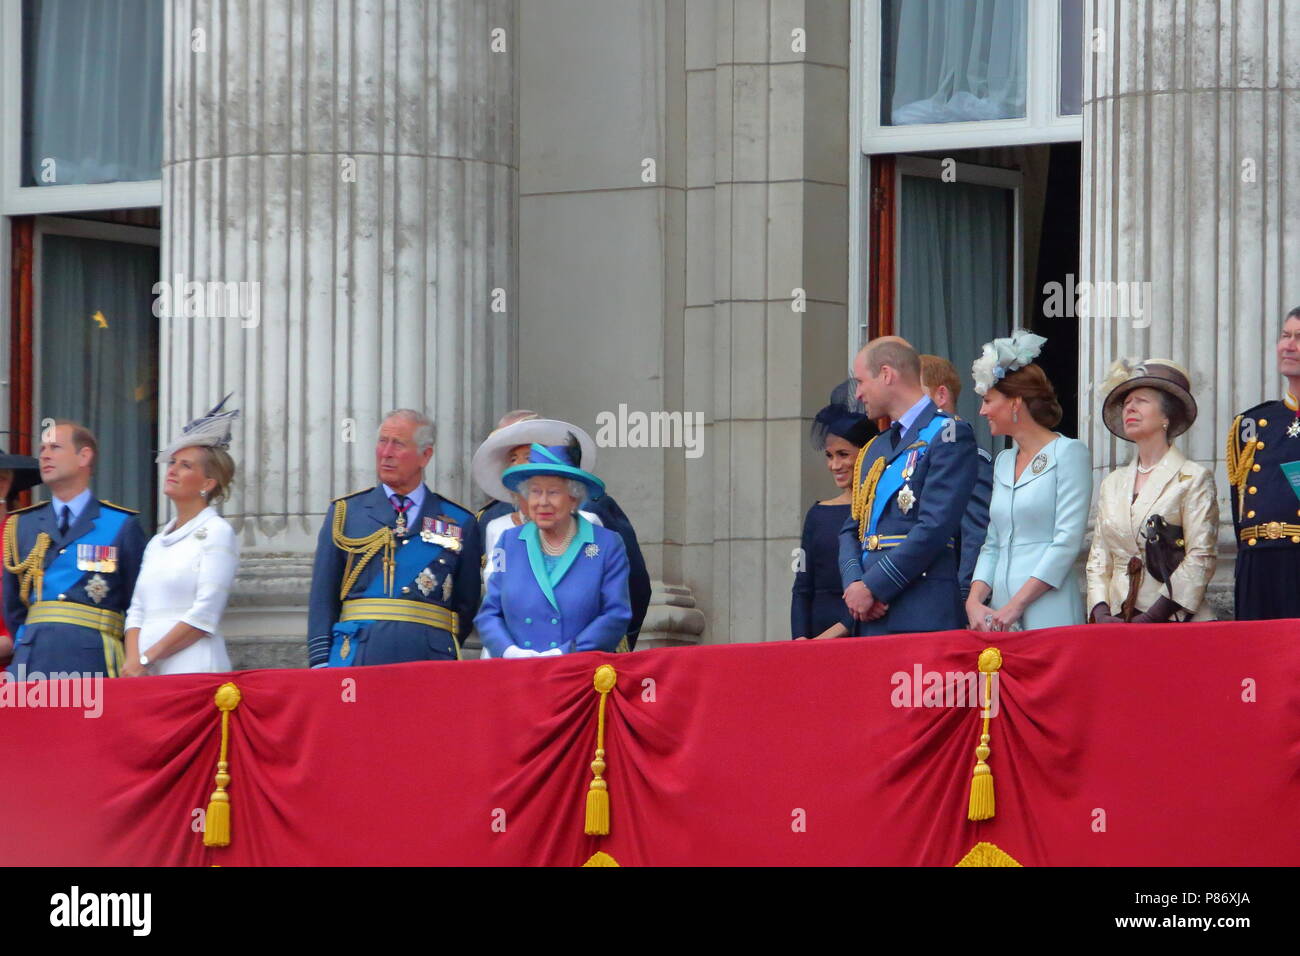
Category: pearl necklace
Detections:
[
  {"x1": 541, "y1": 521, "x2": 576, "y2": 556},
  {"x1": 1135, "y1": 462, "x2": 1156, "y2": 475}
]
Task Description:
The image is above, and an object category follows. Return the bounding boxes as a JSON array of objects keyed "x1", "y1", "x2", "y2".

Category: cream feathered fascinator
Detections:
[
  {"x1": 156, "y1": 393, "x2": 240, "y2": 463},
  {"x1": 971, "y1": 329, "x2": 1048, "y2": 395}
]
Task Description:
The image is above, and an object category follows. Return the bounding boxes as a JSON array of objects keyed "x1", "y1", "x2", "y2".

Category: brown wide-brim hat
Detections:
[{"x1": 1102, "y1": 359, "x2": 1197, "y2": 440}]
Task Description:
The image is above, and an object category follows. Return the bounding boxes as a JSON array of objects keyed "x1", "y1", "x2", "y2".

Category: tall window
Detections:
[
  {"x1": 21, "y1": 0, "x2": 163, "y2": 187},
  {"x1": 36, "y1": 222, "x2": 159, "y2": 511},
  {"x1": 2, "y1": 0, "x2": 164, "y2": 509},
  {"x1": 862, "y1": 0, "x2": 1083, "y2": 152}
]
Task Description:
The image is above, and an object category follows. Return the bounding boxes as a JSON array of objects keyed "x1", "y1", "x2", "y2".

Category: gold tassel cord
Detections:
[
  {"x1": 1225, "y1": 414, "x2": 1257, "y2": 517},
  {"x1": 967, "y1": 647, "x2": 1002, "y2": 822},
  {"x1": 3, "y1": 519, "x2": 50, "y2": 605},
  {"x1": 203, "y1": 682, "x2": 242, "y2": 848},
  {"x1": 850, "y1": 436, "x2": 886, "y2": 545},
  {"x1": 584, "y1": 664, "x2": 618, "y2": 836},
  {"x1": 331, "y1": 500, "x2": 396, "y2": 599}
]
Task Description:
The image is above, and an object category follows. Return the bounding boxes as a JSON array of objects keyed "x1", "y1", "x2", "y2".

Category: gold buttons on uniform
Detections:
[
  {"x1": 1253, "y1": 464, "x2": 1262, "y2": 472},
  {"x1": 1248, "y1": 510, "x2": 1256, "y2": 518},
  {"x1": 1249, "y1": 486, "x2": 1258, "y2": 495},
  {"x1": 1257, "y1": 441, "x2": 1266, "y2": 450},
  {"x1": 401, "y1": 586, "x2": 411, "y2": 594},
  {"x1": 1259, "y1": 419, "x2": 1268, "y2": 427},
  {"x1": 1292, "y1": 536, "x2": 1299, "y2": 544},
  {"x1": 58, "y1": 593, "x2": 66, "y2": 601},
  {"x1": 1248, "y1": 538, "x2": 1258, "y2": 546}
]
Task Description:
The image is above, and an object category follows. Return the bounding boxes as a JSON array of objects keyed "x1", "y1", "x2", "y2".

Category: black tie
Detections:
[
  {"x1": 58, "y1": 506, "x2": 70, "y2": 537},
  {"x1": 889, "y1": 422, "x2": 904, "y2": 450}
]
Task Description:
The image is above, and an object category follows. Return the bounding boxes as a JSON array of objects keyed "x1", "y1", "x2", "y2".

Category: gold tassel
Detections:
[
  {"x1": 203, "y1": 682, "x2": 242, "y2": 848},
  {"x1": 584, "y1": 664, "x2": 618, "y2": 836},
  {"x1": 967, "y1": 647, "x2": 1002, "y2": 822}
]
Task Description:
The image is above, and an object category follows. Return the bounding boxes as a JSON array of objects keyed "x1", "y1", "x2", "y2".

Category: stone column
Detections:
[
  {"x1": 1079, "y1": 0, "x2": 1300, "y2": 615},
  {"x1": 700, "y1": 0, "x2": 851, "y2": 642},
  {"x1": 162, "y1": 0, "x2": 518, "y2": 665}
]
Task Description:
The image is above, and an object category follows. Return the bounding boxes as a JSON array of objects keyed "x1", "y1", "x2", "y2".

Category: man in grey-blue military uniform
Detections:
[{"x1": 307, "y1": 409, "x2": 481, "y2": 667}]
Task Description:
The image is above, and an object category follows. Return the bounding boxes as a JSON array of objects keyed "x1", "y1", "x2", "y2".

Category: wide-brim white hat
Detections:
[{"x1": 472, "y1": 418, "x2": 598, "y2": 503}]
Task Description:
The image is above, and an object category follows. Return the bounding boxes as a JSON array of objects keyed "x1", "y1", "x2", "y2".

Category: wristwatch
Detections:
[{"x1": 138, "y1": 654, "x2": 150, "y2": 668}]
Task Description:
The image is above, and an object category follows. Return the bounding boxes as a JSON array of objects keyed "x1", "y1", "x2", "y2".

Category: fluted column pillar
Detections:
[
  {"x1": 1079, "y1": 0, "x2": 1300, "y2": 614},
  {"x1": 162, "y1": 0, "x2": 518, "y2": 663}
]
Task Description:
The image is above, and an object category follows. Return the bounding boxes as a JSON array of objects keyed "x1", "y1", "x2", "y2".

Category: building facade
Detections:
[{"x1": 0, "y1": 1, "x2": 1295, "y2": 664}]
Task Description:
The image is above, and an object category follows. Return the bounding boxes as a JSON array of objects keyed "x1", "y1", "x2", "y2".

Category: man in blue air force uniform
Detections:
[
  {"x1": 839, "y1": 338, "x2": 978, "y2": 635},
  {"x1": 308, "y1": 409, "x2": 481, "y2": 667},
  {"x1": 4, "y1": 421, "x2": 146, "y2": 678}
]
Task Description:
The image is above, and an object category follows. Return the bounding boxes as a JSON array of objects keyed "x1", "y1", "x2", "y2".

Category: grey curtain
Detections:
[
  {"x1": 883, "y1": 0, "x2": 1027, "y2": 125},
  {"x1": 39, "y1": 234, "x2": 159, "y2": 513},
  {"x1": 23, "y1": 0, "x2": 163, "y2": 185},
  {"x1": 897, "y1": 175, "x2": 1012, "y2": 451}
]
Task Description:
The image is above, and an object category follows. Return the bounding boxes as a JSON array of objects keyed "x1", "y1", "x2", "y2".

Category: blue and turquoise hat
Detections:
[{"x1": 501, "y1": 442, "x2": 605, "y2": 500}]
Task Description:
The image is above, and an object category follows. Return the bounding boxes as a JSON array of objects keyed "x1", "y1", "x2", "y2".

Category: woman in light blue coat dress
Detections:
[{"x1": 964, "y1": 332, "x2": 1093, "y2": 631}]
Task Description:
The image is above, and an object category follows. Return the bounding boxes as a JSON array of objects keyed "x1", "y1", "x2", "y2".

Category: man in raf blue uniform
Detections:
[
  {"x1": 839, "y1": 338, "x2": 978, "y2": 635},
  {"x1": 3, "y1": 421, "x2": 146, "y2": 678},
  {"x1": 920, "y1": 354, "x2": 993, "y2": 601},
  {"x1": 308, "y1": 409, "x2": 482, "y2": 667},
  {"x1": 1227, "y1": 306, "x2": 1300, "y2": 620}
]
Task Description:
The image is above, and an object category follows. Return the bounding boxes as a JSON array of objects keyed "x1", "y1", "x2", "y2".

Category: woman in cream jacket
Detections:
[{"x1": 1086, "y1": 361, "x2": 1218, "y2": 623}]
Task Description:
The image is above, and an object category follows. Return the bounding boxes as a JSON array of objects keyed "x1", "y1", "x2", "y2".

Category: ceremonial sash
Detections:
[
  {"x1": 39, "y1": 506, "x2": 131, "y2": 601},
  {"x1": 866, "y1": 416, "x2": 948, "y2": 541}
]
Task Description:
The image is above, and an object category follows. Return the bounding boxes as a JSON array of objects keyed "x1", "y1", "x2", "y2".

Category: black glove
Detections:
[
  {"x1": 1130, "y1": 595, "x2": 1183, "y2": 624},
  {"x1": 1090, "y1": 602, "x2": 1122, "y2": 624}
]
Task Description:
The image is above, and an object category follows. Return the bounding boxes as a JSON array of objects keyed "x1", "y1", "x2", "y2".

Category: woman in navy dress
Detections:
[{"x1": 791, "y1": 404, "x2": 877, "y2": 639}]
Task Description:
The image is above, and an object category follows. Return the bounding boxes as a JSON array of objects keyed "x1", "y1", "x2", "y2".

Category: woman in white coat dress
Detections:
[{"x1": 123, "y1": 398, "x2": 240, "y2": 676}]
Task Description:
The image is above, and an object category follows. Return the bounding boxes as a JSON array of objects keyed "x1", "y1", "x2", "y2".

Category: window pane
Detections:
[
  {"x1": 897, "y1": 175, "x2": 1013, "y2": 452},
  {"x1": 1059, "y1": 0, "x2": 1084, "y2": 115},
  {"x1": 39, "y1": 234, "x2": 159, "y2": 512},
  {"x1": 22, "y1": 0, "x2": 164, "y2": 186},
  {"x1": 881, "y1": 0, "x2": 1027, "y2": 126}
]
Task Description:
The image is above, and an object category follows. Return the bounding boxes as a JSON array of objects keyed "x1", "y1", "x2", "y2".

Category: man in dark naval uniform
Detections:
[
  {"x1": 308, "y1": 409, "x2": 481, "y2": 667},
  {"x1": 1228, "y1": 306, "x2": 1300, "y2": 620},
  {"x1": 3, "y1": 421, "x2": 146, "y2": 678}
]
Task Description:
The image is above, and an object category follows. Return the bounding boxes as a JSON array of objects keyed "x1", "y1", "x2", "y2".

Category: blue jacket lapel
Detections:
[
  {"x1": 548, "y1": 516, "x2": 595, "y2": 587},
  {"x1": 362, "y1": 486, "x2": 395, "y2": 527}
]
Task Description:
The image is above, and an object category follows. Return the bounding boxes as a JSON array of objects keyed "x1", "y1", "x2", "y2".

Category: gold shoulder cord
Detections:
[
  {"x1": 850, "y1": 435, "x2": 887, "y2": 545},
  {"x1": 1225, "y1": 414, "x2": 1257, "y2": 516},
  {"x1": 3, "y1": 516, "x2": 50, "y2": 605},
  {"x1": 331, "y1": 500, "x2": 396, "y2": 600}
]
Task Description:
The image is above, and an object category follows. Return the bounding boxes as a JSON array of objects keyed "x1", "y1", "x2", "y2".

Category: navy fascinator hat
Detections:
[{"x1": 810, "y1": 403, "x2": 876, "y2": 450}]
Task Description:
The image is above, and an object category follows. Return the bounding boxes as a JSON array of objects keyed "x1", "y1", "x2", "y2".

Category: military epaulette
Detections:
[
  {"x1": 332, "y1": 486, "x2": 374, "y2": 504},
  {"x1": 8, "y1": 500, "x2": 46, "y2": 516},
  {"x1": 98, "y1": 499, "x2": 139, "y2": 515}
]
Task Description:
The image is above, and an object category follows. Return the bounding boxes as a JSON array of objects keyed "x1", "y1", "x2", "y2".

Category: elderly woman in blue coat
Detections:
[{"x1": 475, "y1": 437, "x2": 632, "y2": 657}]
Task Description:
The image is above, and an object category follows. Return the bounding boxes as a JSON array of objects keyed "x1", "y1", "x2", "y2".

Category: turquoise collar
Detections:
[{"x1": 520, "y1": 516, "x2": 595, "y2": 612}]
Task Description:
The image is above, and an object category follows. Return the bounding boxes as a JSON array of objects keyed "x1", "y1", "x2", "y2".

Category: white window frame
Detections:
[
  {"x1": 894, "y1": 156, "x2": 1024, "y2": 333},
  {"x1": 860, "y1": 0, "x2": 1083, "y2": 154},
  {"x1": 0, "y1": 0, "x2": 163, "y2": 215}
]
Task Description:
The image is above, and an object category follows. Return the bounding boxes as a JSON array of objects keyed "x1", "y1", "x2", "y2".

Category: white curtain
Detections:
[
  {"x1": 885, "y1": 0, "x2": 1026, "y2": 125},
  {"x1": 897, "y1": 175, "x2": 1012, "y2": 450},
  {"x1": 24, "y1": 0, "x2": 163, "y2": 185},
  {"x1": 40, "y1": 234, "x2": 159, "y2": 513}
]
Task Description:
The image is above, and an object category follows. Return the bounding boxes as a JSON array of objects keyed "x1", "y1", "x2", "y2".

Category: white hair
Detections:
[
  {"x1": 381, "y1": 409, "x2": 435, "y2": 452},
  {"x1": 520, "y1": 476, "x2": 588, "y2": 509}
]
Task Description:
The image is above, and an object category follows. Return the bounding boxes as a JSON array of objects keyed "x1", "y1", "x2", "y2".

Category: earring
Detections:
[
  {"x1": 200, "y1": 489, "x2": 208, "y2": 499},
  {"x1": 1012, "y1": 407, "x2": 1020, "y2": 425},
  {"x1": 1162, "y1": 422, "x2": 1169, "y2": 431}
]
